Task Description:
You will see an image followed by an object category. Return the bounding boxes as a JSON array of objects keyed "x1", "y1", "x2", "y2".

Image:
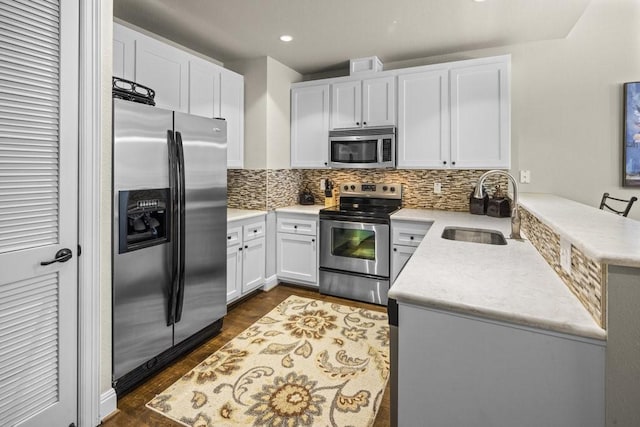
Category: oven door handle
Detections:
[{"x1": 319, "y1": 215, "x2": 390, "y2": 225}]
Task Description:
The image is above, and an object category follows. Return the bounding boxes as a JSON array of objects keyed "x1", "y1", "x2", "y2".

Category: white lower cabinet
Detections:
[
  {"x1": 227, "y1": 217, "x2": 266, "y2": 303},
  {"x1": 276, "y1": 213, "x2": 318, "y2": 286},
  {"x1": 391, "y1": 219, "x2": 432, "y2": 284},
  {"x1": 397, "y1": 303, "x2": 605, "y2": 427}
]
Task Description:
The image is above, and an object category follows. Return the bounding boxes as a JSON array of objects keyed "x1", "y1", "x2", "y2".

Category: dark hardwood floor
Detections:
[{"x1": 102, "y1": 284, "x2": 391, "y2": 426}]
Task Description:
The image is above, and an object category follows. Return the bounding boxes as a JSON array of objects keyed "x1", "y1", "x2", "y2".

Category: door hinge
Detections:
[{"x1": 77, "y1": 244, "x2": 82, "y2": 256}]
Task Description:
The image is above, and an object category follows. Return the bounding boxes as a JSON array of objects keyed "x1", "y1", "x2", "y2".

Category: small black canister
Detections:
[{"x1": 469, "y1": 186, "x2": 489, "y2": 215}]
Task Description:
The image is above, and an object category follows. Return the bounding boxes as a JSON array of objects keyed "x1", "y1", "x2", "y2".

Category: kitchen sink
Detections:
[{"x1": 441, "y1": 226, "x2": 507, "y2": 245}]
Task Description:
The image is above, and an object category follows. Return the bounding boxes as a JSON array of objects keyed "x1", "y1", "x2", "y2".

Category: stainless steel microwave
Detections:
[{"x1": 328, "y1": 127, "x2": 396, "y2": 168}]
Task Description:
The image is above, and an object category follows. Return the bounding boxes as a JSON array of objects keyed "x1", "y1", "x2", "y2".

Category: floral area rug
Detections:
[{"x1": 147, "y1": 295, "x2": 390, "y2": 427}]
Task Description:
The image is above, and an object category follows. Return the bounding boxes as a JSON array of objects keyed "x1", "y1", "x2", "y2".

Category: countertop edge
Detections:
[
  {"x1": 227, "y1": 209, "x2": 267, "y2": 222},
  {"x1": 389, "y1": 289, "x2": 607, "y2": 341}
]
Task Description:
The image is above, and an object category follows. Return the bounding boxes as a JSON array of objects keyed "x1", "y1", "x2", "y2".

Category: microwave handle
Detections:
[{"x1": 378, "y1": 139, "x2": 384, "y2": 163}]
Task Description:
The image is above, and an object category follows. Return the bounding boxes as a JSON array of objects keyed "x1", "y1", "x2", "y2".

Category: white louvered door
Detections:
[{"x1": 0, "y1": 1, "x2": 79, "y2": 426}]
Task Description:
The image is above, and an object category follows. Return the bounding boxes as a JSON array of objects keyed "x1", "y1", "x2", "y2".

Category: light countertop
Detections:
[
  {"x1": 388, "y1": 208, "x2": 606, "y2": 341},
  {"x1": 519, "y1": 193, "x2": 640, "y2": 267},
  {"x1": 275, "y1": 205, "x2": 324, "y2": 215},
  {"x1": 227, "y1": 208, "x2": 267, "y2": 222}
]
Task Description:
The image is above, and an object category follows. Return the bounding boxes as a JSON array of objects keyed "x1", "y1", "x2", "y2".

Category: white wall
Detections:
[
  {"x1": 227, "y1": 57, "x2": 268, "y2": 169},
  {"x1": 266, "y1": 57, "x2": 303, "y2": 169},
  {"x1": 227, "y1": 56, "x2": 302, "y2": 169},
  {"x1": 385, "y1": 0, "x2": 640, "y2": 219}
]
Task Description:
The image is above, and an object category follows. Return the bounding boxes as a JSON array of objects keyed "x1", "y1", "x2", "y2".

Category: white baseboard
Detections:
[
  {"x1": 100, "y1": 388, "x2": 117, "y2": 421},
  {"x1": 262, "y1": 274, "x2": 279, "y2": 291}
]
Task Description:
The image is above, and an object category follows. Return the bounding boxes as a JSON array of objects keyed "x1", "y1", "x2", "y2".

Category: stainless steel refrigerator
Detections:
[{"x1": 112, "y1": 99, "x2": 227, "y2": 395}]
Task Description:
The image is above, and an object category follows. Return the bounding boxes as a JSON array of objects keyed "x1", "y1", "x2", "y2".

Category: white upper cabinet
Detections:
[
  {"x1": 113, "y1": 23, "x2": 245, "y2": 168},
  {"x1": 135, "y1": 37, "x2": 190, "y2": 113},
  {"x1": 290, "y1": 55, "x2": 509, "y2": 170},
  {"x1": 330, "y1": 76, "x2": 396, "y2": 129},
  {"x1": 291, "y1": 84, "x2": 330, "y2": 168},
  {"x1": 188, "y1": 57, "x2": 221, "y2": 119},
  {"x1": 331, "y1": 80, "x2": 361, "y2": 129},
  {"x1": 220, "y1": 68, "x2": 245, "y2": 169},
  {"x1": 450, "y1": 60, "x2": 510, "y2": 169},
  {"x1": 397, "y1": 55, "x2": 510, "y2": 169},
  {"x1": 397, "y1": 69, "x2": 449, "y2": 168},
  {"x1": 362, "y1": 76, "x2": 396, "y2": 127}
]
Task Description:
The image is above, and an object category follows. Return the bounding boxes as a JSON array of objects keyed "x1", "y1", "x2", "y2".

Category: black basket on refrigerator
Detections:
[{"x1": 112, "y1": 77, "x2": 156, "y2": 106}]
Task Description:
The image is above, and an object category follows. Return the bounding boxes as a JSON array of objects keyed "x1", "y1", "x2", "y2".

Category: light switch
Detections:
[{"x1": 519, "y1": 170, "x2": 531, "y2": 184}]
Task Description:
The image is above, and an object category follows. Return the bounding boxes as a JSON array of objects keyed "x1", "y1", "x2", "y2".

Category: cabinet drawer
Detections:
[
  {"x1": 243, "y1": 220, "x2": 265, "y2": 241},
  {"x1": 392, "y1": 221, "x2": 431, "y2": 246},
  {"x1": 277, "y1": 217, "x2": 317, "y2": 236},
  {"x1": 227, "y1": 226, "x2": 242, "y2": 247}
]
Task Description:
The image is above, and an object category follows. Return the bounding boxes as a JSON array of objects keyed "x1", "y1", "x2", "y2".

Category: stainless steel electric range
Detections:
[{"x1": 319, "y1": 182, "x2": 402, "y2": 305}]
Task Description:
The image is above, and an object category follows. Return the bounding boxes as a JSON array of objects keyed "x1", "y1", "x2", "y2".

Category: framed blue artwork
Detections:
[{"x1": 624, "y1": 82, "x2": 640, "y2": 186}]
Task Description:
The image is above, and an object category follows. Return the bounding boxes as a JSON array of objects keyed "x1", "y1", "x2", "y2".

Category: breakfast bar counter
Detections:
[{"x1": 389, "y1": 208, "x2": 605, "y2": 340}]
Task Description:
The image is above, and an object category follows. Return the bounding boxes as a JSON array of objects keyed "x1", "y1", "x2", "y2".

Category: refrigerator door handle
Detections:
[
  {"x1": 174, "y1": 131, "x2": 187, "y2": 323},
  {"x1": 167, "y1": 129, "x2": 180, "y2": 326}
]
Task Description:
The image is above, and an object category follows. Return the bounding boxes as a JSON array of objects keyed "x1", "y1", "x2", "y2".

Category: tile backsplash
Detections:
[
  {"x1": 228, "y1": 168, "x2": 507, "y2": 211},
  {"x1": 520, "y1": 207, "x2": 606, "y2": 328}
]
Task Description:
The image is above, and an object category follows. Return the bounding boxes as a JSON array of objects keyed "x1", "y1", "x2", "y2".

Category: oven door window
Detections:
[
  {"x1": 331, "y1": 228, "x2": 376, "y2": 260},
  {"x1": 330, "y1": 139, "x2": 378, "y2": 163}
]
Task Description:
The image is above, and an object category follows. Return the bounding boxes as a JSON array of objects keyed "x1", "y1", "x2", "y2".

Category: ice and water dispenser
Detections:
[{"x1": 118, "y1": 188, "x2": 170, "y2": 253}]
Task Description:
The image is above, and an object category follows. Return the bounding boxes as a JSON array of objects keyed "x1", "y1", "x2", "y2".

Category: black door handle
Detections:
[{"x1": 41, "y1": 248, "x2": 72, "y2": 266}]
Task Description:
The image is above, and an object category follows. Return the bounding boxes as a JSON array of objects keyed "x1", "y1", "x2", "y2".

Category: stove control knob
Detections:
[
  {"x1": 390, "y1": 186, "x2": 396, "y2": 192},
  {"x1": 382, "y1": 186, "x2": 388, "y2": 191},
  {"x1": 350, "y1": 185, "x2": 356, "y2": 190},
  {"x1": 344, "y1": 185, "x2": 349, "y2": 191}
]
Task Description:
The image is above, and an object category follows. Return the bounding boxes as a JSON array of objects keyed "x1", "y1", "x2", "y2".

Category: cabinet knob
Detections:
[
  {"x1": 227, "y1": 236, "x2": 231, "y2": 240},
  {"x1": 239, "y1": 247, "x2": 243, "y2": 251},
  {"x1": 324, "y1": 162, "x2": 328, "y2": 166},
  {"x1": 244, "y1": 245, "x2": 248, "y2": 249},
  {"x1": 443, "y1": 161, "x2": 447, "y2": 165},
  {"x1": 410, "y1": 236, "x2": 414, "y2": 240},
  {"x1": 452, "y1": 161, "x2": 456, "y2": 166},
  {"x1": 312, "y1": 238, "x2": 315, "y2": 242},
  {"x1": 363, "y1": 121, "x2": 367, "y2": 125},
  {"x1": 253, "y1": 229, "x2": 257, "y2": 233},
  {"x1": 393, "y1": 248, "x2": 397, "y2": 252},
  {"x1": 294, "y1": 225, "x2": 297, "y2": 229}
]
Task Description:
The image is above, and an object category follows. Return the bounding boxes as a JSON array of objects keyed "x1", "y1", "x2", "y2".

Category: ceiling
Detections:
[{"x1": 113, "y1": 0, "x2": 592, "y2": 75}]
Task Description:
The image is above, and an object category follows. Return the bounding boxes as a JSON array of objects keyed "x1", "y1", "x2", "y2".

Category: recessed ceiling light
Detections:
[{"x1": 280, "y1": 35, "x2": 293, "y2": 42}]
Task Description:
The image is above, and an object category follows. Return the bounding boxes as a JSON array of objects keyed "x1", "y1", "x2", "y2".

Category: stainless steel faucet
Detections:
[{"x1": 473, "y1": 170, "x2": 522, "y2": 240}]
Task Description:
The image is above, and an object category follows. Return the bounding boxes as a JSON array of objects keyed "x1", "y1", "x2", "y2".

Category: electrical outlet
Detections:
[
  {"x1": 434, "y1": 182, "x2": 442, "y2": 194},
  {"x1": 320, "y1": 179, "x2": 326, "y2": 191},
  {"x1": 519, "y1": 170, "x2": 531, "y2": 184},
  {"x1": 560, "y1": 236, "x2": 571, "y2": 274}
]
